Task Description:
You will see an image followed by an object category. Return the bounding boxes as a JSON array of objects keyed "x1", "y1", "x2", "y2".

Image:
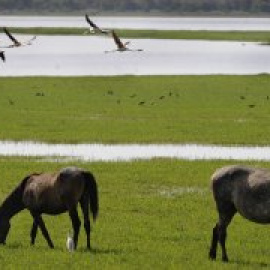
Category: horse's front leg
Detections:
[
  {"x1": 31, "y1": 212, "x2": 54, "y2": 248},
  {"x1": 30, "y1": 219, "x2": 38, "y2": 245}
]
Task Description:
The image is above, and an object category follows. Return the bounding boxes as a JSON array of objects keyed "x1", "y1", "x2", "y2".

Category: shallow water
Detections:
[
  {"x1": 1, "y1": 16, "x2": 270, "y2": 31},
  {"x1": 1, "y1": 141, "x2": 270, "y2": 162},
  {"x1": 157, "y1": 186, "x2": 208, "y2": 198},
  {"x1": 0, "y1": 36, "x2": 269, "y2": 76}
]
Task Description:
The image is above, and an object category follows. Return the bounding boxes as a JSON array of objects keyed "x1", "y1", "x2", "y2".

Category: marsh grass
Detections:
[
  {"x1": 7, "y1": 27, "x2": 270, "y2": 42},
  {"x1": 1, "y1": 75, "x2": 270, "y2": 145},
  {"x1": 0, "y1": 158, "x2": 270, "y2": 268}
]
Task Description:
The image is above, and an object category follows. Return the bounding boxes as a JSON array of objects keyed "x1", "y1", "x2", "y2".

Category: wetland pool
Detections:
[
  {"x1": 0, "y1": 36, "x2": 269, "y2": 76},
  {"x1": 1, "y1": 141, "x2": 270, "y2": 162}
]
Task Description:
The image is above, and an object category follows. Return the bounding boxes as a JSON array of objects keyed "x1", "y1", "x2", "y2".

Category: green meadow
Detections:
[
  {"x1": 7, "y1": 27, "x2": 270, "y2": 43},
  {"x1": 1, "y1": 158, "x2": 270, "y2": 269},
  {"x1": 0, "y1": 75, "x2": 270, "y2": 144},
  {"x1": 1, "y1": 73, "x2": 270, "y2": 268}
]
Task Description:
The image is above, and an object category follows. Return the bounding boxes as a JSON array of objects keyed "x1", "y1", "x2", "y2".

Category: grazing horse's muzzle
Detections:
[{"x1": 0, "y1": 221, "x2": 10, "y2": 244}]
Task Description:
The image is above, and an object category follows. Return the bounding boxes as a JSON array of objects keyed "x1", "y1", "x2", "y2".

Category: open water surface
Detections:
[
  {"x1": 0, "y1": 35, "x2": 269, "y2": 76},
  {"x1": 1, "y1": 141, "x2": 270, "y2": 162}
]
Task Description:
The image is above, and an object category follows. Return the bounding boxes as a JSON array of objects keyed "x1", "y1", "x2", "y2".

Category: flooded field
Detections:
[
  {"x1": 0, "y1": 36, "x2": 269, "y2": 76},
  {"x1": 1, "y1": 141, "x2": 270, "y2": 161}
]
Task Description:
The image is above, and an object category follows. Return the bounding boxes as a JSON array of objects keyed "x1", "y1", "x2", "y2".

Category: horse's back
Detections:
[
  {"x1": 23, "y1": 167, "x2": 86, "y2": 214},
  {"x1": 23, "y1": 173, "x2": 60, "y2": 212},
  {"x1": 247, "y1": 168, "x2": 270, "y2": 188},
  {"x1": 211, "y1": 165, "x2": 253, "y2": 200},
  {"x1": 211, "y1": 165, "x2": 270, "y2": 223},
  {"x1": 211, "y1": 165, "x2": 252, "y2": 186},
  {"x1": 57, "y1": 167, "x2": 85, "y2": 201},
  {"x1": 211, "y1": 165, "x2": 270, "y2": 190}
]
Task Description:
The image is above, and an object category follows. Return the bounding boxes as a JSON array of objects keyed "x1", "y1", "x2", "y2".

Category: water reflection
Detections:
[
  {"x1": 1, "y1": 141, "x2": 270, "y2": 161},
  {"x1": 0, "y1": 36, "x2": 269, "y2": 76},
  {"x1": 1, "y1": 16, "x2": 270, "y2": 31}
]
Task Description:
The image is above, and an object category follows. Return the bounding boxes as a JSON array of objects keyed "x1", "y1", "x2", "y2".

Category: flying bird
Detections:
[
  {"x1": 0, "y1": 51, "x2": 5, "y2": 62},
  {"x1": 105, "y1": 30, "x2": 143, "y2": 53},
  {"x1": 3, "y1": 27, "x2": 36, "y2": 48},
  {"x1": 84, "y1": 14, "x2": 109, "y2": 34}
]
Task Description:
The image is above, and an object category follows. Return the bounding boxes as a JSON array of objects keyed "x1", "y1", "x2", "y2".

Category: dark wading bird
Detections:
[
  {"x1": 209, "y1": 165, "x2": 270, "y2": 262},
  {"x1": 84, "y1": 14, "x2": 109, "y2": 34},
  {"x1": 3, "y1": 27, "x2": 36, "y2": 48},
  {"x1": 0, "y1": 51, "x2": 5, "y2": 62},
  {"x1": 0, "y1": 167, "x2": 98, "y2": 250},
  {"x1": 105, "y1": 30, "x2": 143, "y2": 53}
]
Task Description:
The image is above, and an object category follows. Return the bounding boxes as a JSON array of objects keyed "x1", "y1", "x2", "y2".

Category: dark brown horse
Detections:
[
  {"x1": 0, "y1": 167, "x2": 98, "y2": 250},
  {"x1": 209, "y1": 165, "x2": 270, "y2": 262}
]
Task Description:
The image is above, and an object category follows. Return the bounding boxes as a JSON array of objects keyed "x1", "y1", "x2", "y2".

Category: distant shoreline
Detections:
[
  {"x1": 3, "y1": 28, "x2": 270, "y2": 43},
  {"x1": 0, "y1": 11, "x2": 269, "y2": 18}
]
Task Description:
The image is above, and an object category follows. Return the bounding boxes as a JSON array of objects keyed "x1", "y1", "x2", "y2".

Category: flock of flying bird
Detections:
[{"x1": 0, "y1": 14, "x2": 143, "y2": 63}]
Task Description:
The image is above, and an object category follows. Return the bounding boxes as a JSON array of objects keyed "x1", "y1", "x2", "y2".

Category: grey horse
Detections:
[{"x1": 209, "y1": 165, "x2": 270, "y2": 262}]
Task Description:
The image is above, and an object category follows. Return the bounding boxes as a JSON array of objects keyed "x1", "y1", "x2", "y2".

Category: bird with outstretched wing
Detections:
[
  {"x1": 111, "y1": 30, "x2": 129, "y2": 50},
  {"x1": 0, "y1": 51, "x2": 5, "y2": 62},
  {"x1": 4, "y1": 27, "x2": 21, "y2": 47},
  {"x1": 105, "y1": 30, "x2": 143, "y2": 53},
  {"x1": 84, "y1": 14, "x2": 110, "y2": 34},
  {"x1": 3, "y1": 27, "x2": 36, "y2": 48}
]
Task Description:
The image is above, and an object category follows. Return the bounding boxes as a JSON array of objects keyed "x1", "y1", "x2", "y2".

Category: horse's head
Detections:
[{"x1": 0, "y1": 219, "x2": 10, "y2": 244}]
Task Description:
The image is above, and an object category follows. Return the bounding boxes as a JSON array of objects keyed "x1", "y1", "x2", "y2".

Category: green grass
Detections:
[
  {"x1": 1, "y1": 73, "x2": 270, "y2": 267},
  {"x1": 1, "y1": 75, "x2": 270, "y2": 145},
  {"x1": 0, "y1": 158, "x2": 270, "y2": 269},
  {"x1": 8, "y1": 27, "x2": 270, "y2": 42}
]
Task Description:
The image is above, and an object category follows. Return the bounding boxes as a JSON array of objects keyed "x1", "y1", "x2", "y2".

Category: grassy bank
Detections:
[
  {"x1": 1, "y1": 75, "x2": 270, "y2": 145},
  {"x1": 0, "y1": 158, "x2": 270, "y2": 269},
  {"x1": 7, "y1": 27, "x2": 270, "y2": 42}
]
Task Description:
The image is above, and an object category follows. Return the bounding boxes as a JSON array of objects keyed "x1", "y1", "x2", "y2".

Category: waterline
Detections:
[
  {"x1": 1, "y1": 16, "x2": 270, "y2": 31},
  {"x1": 1, "y1": 141, "x2": 270, "y2": 162}
]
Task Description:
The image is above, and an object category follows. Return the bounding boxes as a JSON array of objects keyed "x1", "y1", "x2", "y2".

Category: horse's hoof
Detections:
[{"x1": 209, "y1": 251, "x2": 216, "y2": 260}]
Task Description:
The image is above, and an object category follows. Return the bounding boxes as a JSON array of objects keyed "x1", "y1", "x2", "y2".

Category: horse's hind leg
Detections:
[
  {"x1": 209, "y1": 224, "x2": 218, "y2": 260},
  {"x1": 80, "y1": 196, "x2": 91, "y2": 249},
  {"x1": 210, "y1": 202, "x2": 236, "y2": 262},
  {"x1": 68, "y1": 208, "x2": 81, "y2": 249},
  {"x1": 219, "y1": 205, "x2": 236, "y2": 262}
]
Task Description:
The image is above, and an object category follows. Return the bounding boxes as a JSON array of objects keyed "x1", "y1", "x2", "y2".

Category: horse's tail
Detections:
[{"x1": 83, "y1": 171, "x2": 99, "y2": 221}]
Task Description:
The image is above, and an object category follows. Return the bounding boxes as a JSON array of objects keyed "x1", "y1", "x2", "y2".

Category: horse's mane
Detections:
[{"x1": 0, "y1": 173, "x2": 41, "y2": 218}]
